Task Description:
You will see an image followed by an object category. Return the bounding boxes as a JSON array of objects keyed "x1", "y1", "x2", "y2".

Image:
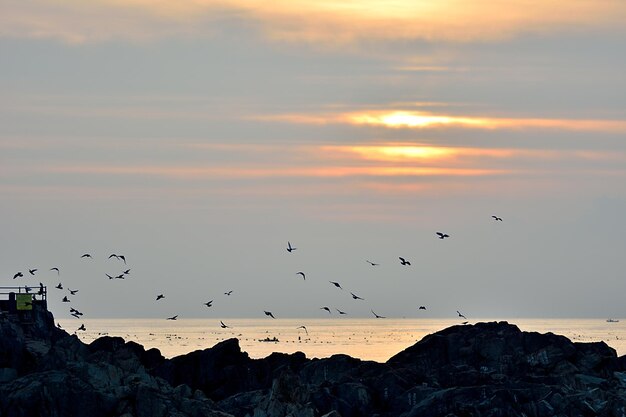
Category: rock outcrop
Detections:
[{"x1": 1, "y1": 306, "x2": 625, "y2": 417}]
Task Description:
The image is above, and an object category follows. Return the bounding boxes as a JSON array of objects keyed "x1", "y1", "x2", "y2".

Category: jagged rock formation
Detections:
[{"x1": 1, "y1": 305, "x2": 626, "y2": 417}]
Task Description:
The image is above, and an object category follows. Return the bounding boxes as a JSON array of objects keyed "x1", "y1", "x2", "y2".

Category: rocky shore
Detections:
[{"x1": 1, "y1": 306, "x2": 626, "y2": 417}]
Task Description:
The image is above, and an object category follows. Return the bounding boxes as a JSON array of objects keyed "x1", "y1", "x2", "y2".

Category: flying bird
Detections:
[
  {"x1": 436, "y1": 232, "x2": 450, "y2": 239},
  {"x1": 336, "y1": 308, "x2": 347, "y2": 315},
  {"x1": 115, "y1": 274, "x2": 125, "y2": 279},
  {"x1": 297, "y1": 325, "x2": 308, "y2": 335},
  {"x1": 492, "y1": 215, "x2": 503, "y2": 221},
  {"x1": 220, "y1": 320, "x2": 230, "y2": 329},
  {"x1": 418, "y1": 306, "x2": 426, "y2": 310},
  {"x1": 203, "y1": 300, "x2": 213, "y2": 308},
  {"x1": 78, "y1": 324, "x2": 86, "y2": 331},
  {"x1": 106, "y1": 274, "x2": 114, "y2": 280},
  {"x1": 224, "y1": 290, "x2": 233, "y2": 296},
  {"x1": 264, "y1": 311, "x2": 276, "y2": 319},
  {"x1": 350, "y1": 292, "x2": 364, "y2": 301},
  {"x1": 70, "y1": 307, "x2": 83, "y2": 316},
  {"x1": 329, "y1": 281, "x2": 343, "y2": 289},
  {"x1": 13, "y1": 272, "x2": 23, "y2": 279},
  {"x1": 62, "y1": 296, "x2": 70, "y2": 303},
  {"x1": 50, "y1": 267, "x2": 60, "y2": 275},
  {"x1": 457, "y1": 310, "x2": 467, "y2": 319},
  {"x1": 81, "y1": 254, "x2": 91, "y2": 258},
  {"x1": 371, "y1": 310, "x2": 386, "y2": 319},
  {"x1": 118, "y1": 255, "x2": 126, "y2": 264},
  {"x1": 399, "y1": 257, "x2": 411, "y2": 266},
  {"x1": 286, "y1": 241, "x2": 297, "y2": 253},
  {"x1": 68, "y1": 289, "x2": 78, "y2": 295},
  {"x1": 71, "y1": 313, "x2": 81, "y2": 319},
  {"x1": 366, "y1": 260, "x2": 380, "y2": 266},
  {"x1": 156, "y1": 294, "x2": 165, "y2": 301},
  {"x1": 166, "y1": 315, "x2": 178, "y2": 320},
  {"x1": 320, "y1": 306, "x2": 331, "y2": 314},
  {"x1": 108, "y1": 254, "x2": 119, "y2": 260},
  {"x1": 29, "y1": 269, "x2": 37, "y2": 275},
  {"x1": 55, "y1": 283, "x2": 63, "y2": 290},
  {"x1": 123, "y1": 269, "x2": 131, "y2": 275},
  {"x1": 296, "y1": 272, "x2": 306, "y2": 280}
]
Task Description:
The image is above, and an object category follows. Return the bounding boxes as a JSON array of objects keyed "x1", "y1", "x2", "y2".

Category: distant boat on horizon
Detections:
[{"x1": 606, "y1": 319, "x2": 620, "y2": 323}]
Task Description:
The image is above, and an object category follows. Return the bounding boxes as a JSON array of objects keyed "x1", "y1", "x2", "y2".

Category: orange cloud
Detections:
[{"x1": 3, "y1": 1, "x2": 626, "y2": 44}]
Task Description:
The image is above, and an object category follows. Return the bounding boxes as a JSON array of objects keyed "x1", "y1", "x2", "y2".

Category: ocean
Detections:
[{"x1": 57, "y1": 318, "x2": 626, "y2": 363}]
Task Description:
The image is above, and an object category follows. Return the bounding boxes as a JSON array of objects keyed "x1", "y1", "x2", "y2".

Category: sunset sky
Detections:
[{"x1": 2, "y1": 1, "x2": 626, "y2": 319}]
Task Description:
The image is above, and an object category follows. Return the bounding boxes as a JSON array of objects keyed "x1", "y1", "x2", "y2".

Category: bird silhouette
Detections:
[
  {"x1": 156, "y1": 294, "x2": 164, "y2": 301},
  {"x1": 55, "y1": 283, "x2": 63, "y2": 290},
  {"x1": 71, "y1": 313, "x2": 81, "y2": 319},
  {"x1": 336, "y1": 308, "x2": 347, "y2": 315},
  {"x1": 78, "y1": 324, "x2": 86, "y2": 331},
  {"x1": 320, "y1": 306, "x2": 331, "y2": 314},
  {"x1": 13, "y1": 272, "x2": 23, "y2": 279},
  {"x1": 418, "y1": 306, "x2": 426, "y2": 310},
  {"x1": 68, "y1": 289, "x2": 78, "y2": 295},
  {"x1": 106, "y1": 274, "x2": 114, "y2": 280},
  {"x1": 457, "y1": 310, "x2": 467, "y2": 319},
  {"x1": 296, "y1": 272, "x2": 306, "y2": 280},
  {"x1": 123, "y1": 269, "x2": 131, "y2": 275},
  {"x1": 492, "y1": 215, "x2": 503, "y2": 221},
  {"x1": 366, "y1": 260, "x2": 380, "y2": 266},
  {"x1": 62, "y1": 296, "x2": 70, "y2": 303},
  {"x1": 287, "y1": 241, "x2": 297, "y2": 252},
  {"x1": 25, "y1": 286, "x2": 32, "y2": 293},
  {"x1": 350, "y1": 292, "x2": 364, "y2": 300},
  {"x1": 399, "y1": 257, "x2": 411, "y2": 266},
  {"x1": 224, "y1": 290, "x2": 233, "y2": 296},
  {"x1": 50, "y1": 267, "x2": 60, "y2": 275},
  {"x1": 29, "y1": 269, "x2": 37, "y2": 275},
  {"x1": 329, "y1": 281, "x2": 342, "y2": 289},
  {"x1": 70, "y1": 307, "x2": 83, "y2": 316},
  {"x1": 297, "y1": 325, "x2": 308, "y2": 335},
  {"x1": 371, "y1": 310, "x2": 386, "y2": 319},
  {"x1": 166, "y1": 315, "x2": 178, "y2": 320},
  {"x1": 203, "y1": 300, "x2": 213, "y2": 307},
  {"x1": 118, "y1": 255, "x2": 126, "y2": 264},
  {"x1": 220, "y1": 320, "x2": 230, "y2": 329},
  {"x1": 436, "y1": 232, "x2": 450, "y2": 239},
  {"x1": 81, "y1": 254, "x2": 91, "y2": 258},
  {"x1": 108, "y1": 254, "x2": 119, "y2": 260},
  {"x1": 115, "y1": 274, "x2": 125, "y2": 279},
  {"x1": 264, "y1": 311, "x2": 276, "y2": 319}
]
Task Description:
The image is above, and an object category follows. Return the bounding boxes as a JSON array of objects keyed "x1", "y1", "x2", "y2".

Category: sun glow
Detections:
[{"x1": 348, "y1": 111, "x2": 490, "y2": 128}]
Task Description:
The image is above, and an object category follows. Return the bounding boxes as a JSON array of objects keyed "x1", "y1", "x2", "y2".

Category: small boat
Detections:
[
  {"x1": 259, "y1": 337, "x2": 279, "y2": 343},
  {"x1": 606, "y1": 319, "x2": 620, "y2": 323}
]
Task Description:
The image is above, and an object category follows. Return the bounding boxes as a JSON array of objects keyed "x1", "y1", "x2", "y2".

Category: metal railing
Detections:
[{"x1": 0, "y1": 286, "x2": 47, "y2": 301}]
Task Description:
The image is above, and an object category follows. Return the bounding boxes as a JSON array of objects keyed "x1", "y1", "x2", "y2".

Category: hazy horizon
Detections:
[{"x1": 2, "y1": 1, "x2": 626, "y2": 320}]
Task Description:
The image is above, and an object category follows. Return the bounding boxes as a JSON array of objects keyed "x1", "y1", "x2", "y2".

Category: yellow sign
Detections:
[{"x1": 16, "y1": 294, "x2": 33, "y2": 311}]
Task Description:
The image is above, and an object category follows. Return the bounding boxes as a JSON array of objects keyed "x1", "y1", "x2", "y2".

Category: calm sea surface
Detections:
[{"x1": 57, "y1": 318, "x2": 626, "y2": 363}]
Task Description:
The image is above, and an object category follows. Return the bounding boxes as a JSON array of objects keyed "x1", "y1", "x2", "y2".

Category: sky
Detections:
[{"x1": 1, "y1": 1, "x2": 626, "y2": 319}]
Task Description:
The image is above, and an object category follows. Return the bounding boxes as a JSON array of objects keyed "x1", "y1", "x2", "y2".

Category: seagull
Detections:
[
  {"x1": 457, "y1": 310, "x2": 467, "y2": 319},
  {"x1": 203, "y1": 300, "x2": 213, "y2": 307},
  {"x1": 350, "y1": 292, "x2": 364, "y2": 300},
  {"x1": 336, "y1": 308, "x2": 347, "y2": 315},
  {"x1": 78, "y1": 324, "x2": 86, "y2": 331},
  {"x1": 166, "y1": 315, "x2": 178, "y2": 320},
  {"x1": 492, "y1": 215, "x2": 503, "y2": 221},
  {"x1": 436, "y1": 232, "x2": 450, "y2": 239},
  {"x1": 29, "y1": 269, "x2": 37, "y2": 275},
  {"x1": 71, "y1": 313, "x2": 81, "y2": 319},
  {"x1": 13, "y1": 272, "x2": 23, "y2": 279},
  {"x1": 62, "y1": 296, "x2": 70, "y2": 302},
  {"x1": 106, "y1": 274, "x2": 114, "y2": 280},
  {"x1": 118, "y1": 255, "x2": 126, "y2": 264},
  {"x1": 70, "y1": 307, "x2": 83, "y2": 316},
  {"x1": 55, "y1": 283, "x2": 63, "y2": 290},
  {"x1": 329, "y1": 281, "x2": 343, "y2": 289},
  {"x1": 399, "y1": 257, "x2": 411, "y2": 266},
  {"x1": 286, "y1": 241, "x2": 297, "y2": 253},
  {"x1": 320, "y1": 306, "x2": 331, "y2": 314},
  {"x1": 115, "y1": 274, "x2": 125, "y2": 279},
  {"x1": 81, "y1": 254, "x2": 92, "y2": 258},
  {"x1": 224, "y1": 290, "x2": 233, "y2": 296},
  {"x1": 264, "y1": 310, "x2": 276, "y2": 319},
  {"x1": 371, "y1": 309, "x2": 386, "y2": 319},
  {"x1": 220, "y1": 320, "x2": 230, "y2": 329},
  {"x1": 297, "y1": 325, "x2": 308, "y2": 335},
  {"x1": 418, "y1": 306, "x2": 426, "y2": 310},
  {"x1": 24, "y1": 286, "x2": 32, "y2": 293},
  {"x1": 108, "y1": 254, "x2": 119, "y2": 260},
  {"x1": 123, "y1": 269, "x2": 131, "y2": 275},
  {"x1": 296, "y1": 272, "x2": 306, "y2": 280},
  {"x1": 50, "y1": 267, "x2": 60, "y2": 275},
  {"x1": 366, "y1": 260, "x2": 380, "y2": 266},
  {"x1": 156, "y1": 294, "x2": 165, "y2": 301},
  {"x1": 68, "y1": 289, "x2": 78, "y2": 295}
]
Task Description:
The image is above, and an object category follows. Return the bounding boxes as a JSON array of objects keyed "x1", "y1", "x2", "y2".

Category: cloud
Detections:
[{"x1": 2, "y1": 0, "x2": 626, "y2": 44}]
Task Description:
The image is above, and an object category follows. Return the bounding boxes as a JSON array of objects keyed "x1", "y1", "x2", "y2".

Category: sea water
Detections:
[{"x1": 57, "y1": 318, "x2": 626, "y2": 362}]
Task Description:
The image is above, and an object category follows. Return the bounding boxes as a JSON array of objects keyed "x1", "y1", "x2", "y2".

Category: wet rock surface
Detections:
[{"x1": 1, "y1": 307, "x2": 625, "y2": 416}]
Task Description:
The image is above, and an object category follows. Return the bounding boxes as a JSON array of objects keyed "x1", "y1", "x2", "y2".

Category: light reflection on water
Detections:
[{"x1": 57, "y1": 318, "x2": 626, "y2": 363}]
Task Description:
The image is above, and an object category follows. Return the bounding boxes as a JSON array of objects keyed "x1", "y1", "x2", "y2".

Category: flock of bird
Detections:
[{"x1": 8, "y1": 216, "x2": 504, "y2": 335}]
